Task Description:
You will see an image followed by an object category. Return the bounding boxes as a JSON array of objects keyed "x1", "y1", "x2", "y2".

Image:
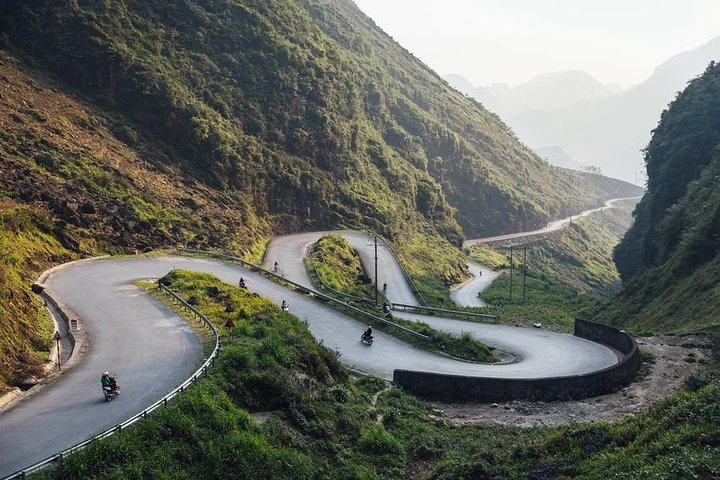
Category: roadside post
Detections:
[
  {"x1": 224, "y1": 318, "x2": 235, "y2": 342},
  {"x1": 53, "y1": 330, "x2": 62, "y2": 370}
]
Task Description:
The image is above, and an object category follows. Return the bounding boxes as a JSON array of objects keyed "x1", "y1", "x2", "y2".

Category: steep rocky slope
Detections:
[
  {"x1": 0, "y1": 0, "x2": 639, "y2": 240},
  {"x1": 600, "y1": 62, "x2": 720, "y2": 333}
]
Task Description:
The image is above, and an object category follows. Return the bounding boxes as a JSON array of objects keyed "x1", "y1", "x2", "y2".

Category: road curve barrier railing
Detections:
[
  {"x1": 391, "y1": 302, "x2": 499, "y2": 322},
  {"x1": 4, "y1": 284, "x2": 220, "y2": 480},
  {"x1": 393, "y1": 318, "x2": 641, "y2": 402},
  {"x1": 177, "y1": 248, "x2": 429, "y2": 340}
]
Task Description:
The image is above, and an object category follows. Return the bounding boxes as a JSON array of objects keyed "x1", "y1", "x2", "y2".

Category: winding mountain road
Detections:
[
  {"x1": 463, "y1": 197, "x2": 641, "y2": 247},
  {"x1": 0, "y1": 216, "x2": 631, "y2": 476},
  {"x1": 452, "y1": 197, "x2": 642, "y2": 307},
  {"x1": 264, "y1": 230, "x2": 419, "y2": 306}
]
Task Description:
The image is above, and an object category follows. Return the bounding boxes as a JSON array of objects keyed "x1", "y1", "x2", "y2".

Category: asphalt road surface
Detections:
[
  {"x1": 463, "y1": 197, "x2": 642, "y2": 247},
  {"x1": 449, "y1": 261, "x2": 501, "y2": 307},
  {"x1": 0, "y1": 248, "x2": 622, "y2": 477}
]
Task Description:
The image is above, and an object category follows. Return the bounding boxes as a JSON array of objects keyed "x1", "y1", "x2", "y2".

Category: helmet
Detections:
[
  {"x1": 367, "y1": 325, "x2": 371, "y2": 329},
  {"x1": 102, "y1": 371, "x2": 109, "y2": 376}
]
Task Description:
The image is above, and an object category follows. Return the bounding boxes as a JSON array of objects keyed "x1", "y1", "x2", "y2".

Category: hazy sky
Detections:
[{"x1": 352, "y1": 0, "x2": 720, "y2": 88}]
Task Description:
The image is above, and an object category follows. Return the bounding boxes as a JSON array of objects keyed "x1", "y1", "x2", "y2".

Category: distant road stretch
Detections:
[
  {"x1": 453, "y1": 196, "x2": 642, "y2": 307},
  {"x1": 464, "y1": 197, "x2": 642, "y2": 247}
]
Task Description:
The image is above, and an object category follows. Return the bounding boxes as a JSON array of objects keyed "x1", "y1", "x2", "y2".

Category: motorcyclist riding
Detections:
[
  {"x1": 362, "y1": 325, "x2": 373, "y2": 342},
  {"x1": 101, "y1": 371, "x2": 119, "y2": 401},
  {"x1": 101, "y1": 371, "x2": 112, "y2": 389},
  {"x1": 238, "y1": 277, "x2": 247, "y2": 289}
]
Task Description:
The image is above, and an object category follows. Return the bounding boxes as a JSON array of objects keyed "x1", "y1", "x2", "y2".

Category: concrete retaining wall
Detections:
[{"x1": 393, "y1": 319, "x2": 641, "y2": 402}]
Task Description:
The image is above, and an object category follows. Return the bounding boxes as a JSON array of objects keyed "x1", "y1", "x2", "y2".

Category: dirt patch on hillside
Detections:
[{"x1": 433, "y1": 335, "x2": 710, "y2": 427}]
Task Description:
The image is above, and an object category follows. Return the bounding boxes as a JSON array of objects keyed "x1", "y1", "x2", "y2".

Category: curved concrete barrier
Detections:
[{"x1": 393, "y1": 318, "x2": 640, "y2": 402}]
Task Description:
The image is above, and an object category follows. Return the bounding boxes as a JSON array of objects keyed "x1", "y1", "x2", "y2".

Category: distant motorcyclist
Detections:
[
  {"x1": 238, "y1": 277, "x2": 247, "y2": 289},
  {"x1": 101, "y1": 371, "x2": 112, "y2": 389},
  {"x1": 101, "y1": 371, "x2": 118, "y2": 391},
  {"x1": 362, "y1": 325, "x2": 373, "y2": 342},
  {"x1": 101, "y1": 371, "x2": 119, "y2": 401},
  {"x1": 281, "y1": 299, "x2": 289, "y2": 311}
]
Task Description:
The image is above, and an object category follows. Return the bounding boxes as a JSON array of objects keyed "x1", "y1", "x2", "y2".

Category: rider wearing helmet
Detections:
[
  {"x1": 363, "y1": 325, "x2": 373, "y2": 341},
  {"x1": 101, "y1": 371, "x2": 111, "y2": 388}
]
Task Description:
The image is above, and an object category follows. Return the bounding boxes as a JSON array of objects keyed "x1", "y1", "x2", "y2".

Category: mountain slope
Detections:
[
  {"x1": 0, "y1": 0, "x2": 638, "y2": 240},
  {"x1": 0, "y1": 0, "x2": 638, "y2": 389},
  {"x1": 598, "y1": 61, "x2": 720, "y2": 333}
]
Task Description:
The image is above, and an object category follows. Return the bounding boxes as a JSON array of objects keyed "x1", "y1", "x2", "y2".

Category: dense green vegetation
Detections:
[
  {"x1": 307, "y1": 234, "x2": 376, "y2": 300},
  {"x1": 607, "y1": 62, "x2": 720, "y2": 333},
  {"x1": 34, "y1": 271, "x2": 720, "y2": 479},
  {"x1": 0, "y1": 204, "x2": 75, "y2": 393}
]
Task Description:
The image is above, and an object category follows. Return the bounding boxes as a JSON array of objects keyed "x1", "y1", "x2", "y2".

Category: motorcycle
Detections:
[
  {"x1": 361, "y1": 332, "x2": 374, "y2": 346},
  {"x1": 102, "y1": 379, "x2": 120, "y2": 402}
]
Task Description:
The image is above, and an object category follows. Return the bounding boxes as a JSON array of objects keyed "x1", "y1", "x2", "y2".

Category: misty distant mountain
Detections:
[
  {"x1": 534, "y1": 146, "x2": 587, "y2": 171},
  {"x1": 447, "y1": 36, "x2": 720, "y2": 183},
  {"x1": 445, "y1": 70, "x2": 618, "y2": 118}
]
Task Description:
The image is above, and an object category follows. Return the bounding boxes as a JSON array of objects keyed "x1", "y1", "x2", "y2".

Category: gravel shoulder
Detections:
[{"x1": 434, "y1": 335, "x2": 710, "y2": 427}]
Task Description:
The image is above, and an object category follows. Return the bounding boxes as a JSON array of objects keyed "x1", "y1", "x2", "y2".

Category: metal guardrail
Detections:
[
  {"x1": 178, "y1": 249, "x2": 430, "y2": 340},
  {"x1": 4, "y1": 285, "x2": 220, "y2": 480},
  {"x1": 392, "y1": 302, "x2": 499, "y2": 321}
]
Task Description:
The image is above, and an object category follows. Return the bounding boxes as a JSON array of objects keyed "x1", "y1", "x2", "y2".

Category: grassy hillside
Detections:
[
  {"x1": 0, "y1": 203, "x2": 74, "y2": 394},
  {"x1": 0, "y1": 0, "x2": 639, "y2": 243},
  {"x1": 0, "y1": 53, "x2": 272, "y2": 390},
  {"x1": 604, "y1": 62, "x2": 720, "y2": 333},
  {"x1": 299, "y1": 0, "x2": 642, "y2": 236},
  {"x1": 35, "y1": 270, "x2": 720, "y2": 479}
]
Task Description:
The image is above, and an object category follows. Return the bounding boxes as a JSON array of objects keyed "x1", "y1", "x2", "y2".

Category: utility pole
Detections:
[
  {"x1": 509, "y1": 246, "x2": 514, "y2": 303},
  {"x1": 374, "y1": 235, "x2": 378, "y2": 305},
  {"x1": 523, "y1": 245, "x2": 527, "y2": 303}
]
